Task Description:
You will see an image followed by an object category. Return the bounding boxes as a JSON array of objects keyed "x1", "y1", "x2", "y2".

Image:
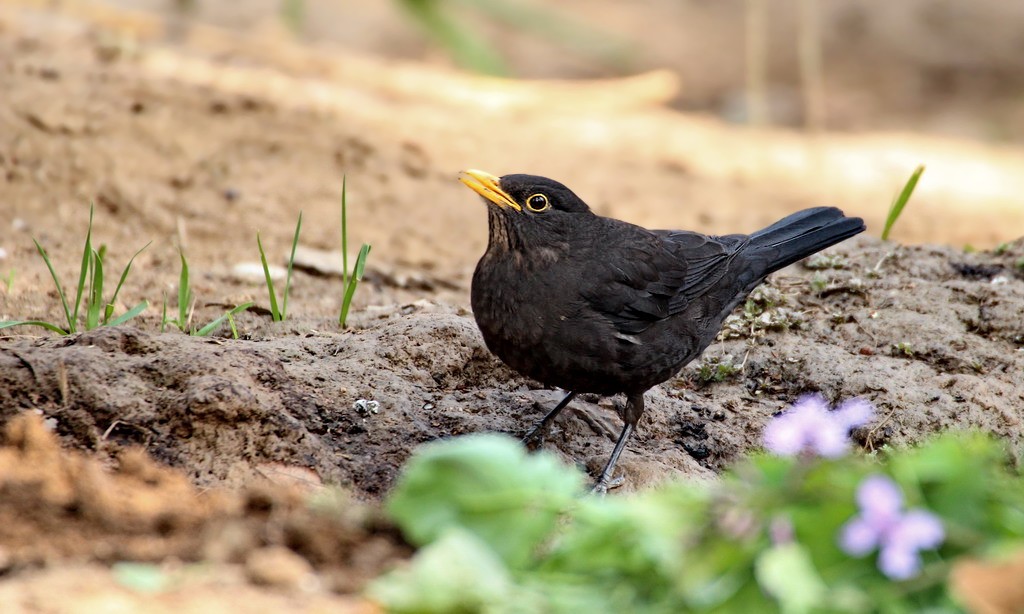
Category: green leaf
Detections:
[
  {"x1": 161, "y1": 293, "x2": 169, "y2": 332},
  {"x1": 107, "y1": 241, "x2": 150, "y2": 325},
  {"x1": 86, "y1": 247, "x2": 103, "y2": 330},
  {"x1": 177, "y1": 249, "x2": 191, "y2": 326},
  {"x1": 72, "y1": 204, "x2": 95, "y2": 328},
  {"x1": 339, "y1": 243, "x2": 371, "y2": 328},
  {"x1": 387, "y1": 434, "x2": 582, "y2": 569},
  {"x1": 755, "y1": 543, "x2": 828, "y2": 614},
  {"x1": 256, "y1": 231, "x2": 281, "y2": 321},
  {"x1": 32, "y1": 238, "x2": 73, "y2": 333},
  {"x1": 367, "y1": 527, "x2": 538, "y2": 614},
  {"x1": 281, "y1": 212, "x2": 302, "y2": 320},
  {"x1": 882, "y1": 165, "x2": 924, "y2": 241},
  {"x1": 0, "y1": 320, "x2": 70, "y2": 335},
  {"x1": 194, "y1": 302, "x2": 253, "y2": 337},
  {"x1": 341, "y1": 175, "x2": 349, "y2": 290},
  {"x1": 106, "y1": 301, "x2": 148, "y2": 327}
]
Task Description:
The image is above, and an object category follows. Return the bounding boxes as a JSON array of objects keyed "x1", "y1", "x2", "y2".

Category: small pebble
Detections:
[
  {"x1": 354, "y1": 399, "x2": 380, "y2": 415},
  {"x1": 232, "y1": 262, "x2": 286, "y2": 282}
]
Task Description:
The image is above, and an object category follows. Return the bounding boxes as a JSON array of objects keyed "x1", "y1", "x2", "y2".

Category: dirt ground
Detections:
[{"x1": 1, "y1": 1, "x2": 1024, "y2": 611}]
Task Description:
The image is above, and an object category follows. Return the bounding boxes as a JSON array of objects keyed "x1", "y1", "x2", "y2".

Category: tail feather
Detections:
[{"x1": 748, "y1": 207, "x2": 865, "y2": 275}]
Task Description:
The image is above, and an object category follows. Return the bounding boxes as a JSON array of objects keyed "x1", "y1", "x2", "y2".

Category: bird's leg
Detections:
[
  {"x1": 592, "y1": 393, "x2": 644, "y2": 495},
  {"x1": 522, "y1": 390, "x2": 577, "y2": 446}
]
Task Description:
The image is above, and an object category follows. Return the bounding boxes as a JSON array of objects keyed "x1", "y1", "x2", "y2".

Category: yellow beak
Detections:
[{"x1": 459, "y1": 169, "x2": 522, "y2": 212}]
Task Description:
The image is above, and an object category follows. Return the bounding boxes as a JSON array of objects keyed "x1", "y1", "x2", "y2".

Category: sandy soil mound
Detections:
[{"x1": 3, "y1": 240, "x2": 1022, "y2": 501}]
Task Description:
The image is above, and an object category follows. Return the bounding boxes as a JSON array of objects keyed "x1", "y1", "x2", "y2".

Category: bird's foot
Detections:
[
  {"x1": 590, "y1": 475, "x2": 626, "y2": 496},
  {"x1": 521, "y1": 402, "x2": 552, "y2": 449},
  {"x1": 521, "y1": 432, "x2": 545, "y2": 450}
]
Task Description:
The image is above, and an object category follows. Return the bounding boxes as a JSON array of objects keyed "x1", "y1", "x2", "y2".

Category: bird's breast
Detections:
[{"x1": 471, "y1": 251, "x2": 657, "y2": 393}]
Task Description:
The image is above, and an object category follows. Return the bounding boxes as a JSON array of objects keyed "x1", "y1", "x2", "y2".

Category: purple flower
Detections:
[
  {"x1": 763, "y1": 395, "x2": 874, "y2": 458},
  {"x1": 769, "y1": 516, "x2": 794, "y2": 546},
  {"x1": 839, "y1": 475, "x2": 945, "y2": 580}
]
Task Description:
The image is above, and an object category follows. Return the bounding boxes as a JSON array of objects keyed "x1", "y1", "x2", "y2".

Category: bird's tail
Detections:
[{"x1": 748, "y1": 207, "x2": 865, "y2": 276}]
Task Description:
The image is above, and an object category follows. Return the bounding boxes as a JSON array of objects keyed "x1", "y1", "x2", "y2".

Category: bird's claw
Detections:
[
  {"x1": 590, "y1": 475, "x2": 626, "y2": 496},
  {"x1": 521, "y1": 433, "x2": 544, "y2": 450}
]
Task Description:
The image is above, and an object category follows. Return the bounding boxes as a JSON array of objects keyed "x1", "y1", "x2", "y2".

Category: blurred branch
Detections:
[
  {"x1": 395, "y1": 0, "x2": 633, "y2": 77},
  {"x1": 744, "y1": 0, "x2": 768, "y2": 125},
  {"x1": 280, "y1": 0, "x2": 305, "y2": 37},
  {"x1": 395, "y1": 0, "x2": 509, "y2": 75},
  {"x1": 798, "y1": 0, "x2": 824, "y2": 132},
  {"x1": 458, "y1": 0, "x2": 634, "y2": 72}
]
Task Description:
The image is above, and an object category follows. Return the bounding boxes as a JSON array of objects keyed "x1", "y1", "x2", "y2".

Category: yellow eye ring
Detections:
[{"x1": 526, "y1": 193, "x2": 550, "y2": 212}]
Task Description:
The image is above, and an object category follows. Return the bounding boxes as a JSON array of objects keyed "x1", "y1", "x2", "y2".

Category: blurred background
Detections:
[
  {"x1": 2, "y1": 0, "x2": 1023, "y2": 290},
  {"x1": 109, "y1": 0, "x2": 1024, "y2": 140}
]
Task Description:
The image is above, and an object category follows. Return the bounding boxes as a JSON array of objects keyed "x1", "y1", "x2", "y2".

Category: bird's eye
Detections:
[{"x1": 526, "y1": 193, "x2": 550, "y2": 212}]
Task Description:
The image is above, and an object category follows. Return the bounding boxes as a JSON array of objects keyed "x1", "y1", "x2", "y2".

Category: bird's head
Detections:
[{"x1": 459, "y1": 169, "x2": 593, "y2": 251}]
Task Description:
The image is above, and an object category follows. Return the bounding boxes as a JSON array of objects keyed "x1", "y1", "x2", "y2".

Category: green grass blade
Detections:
[
  {"x1": 227, "y1": 311, "x2": 239, "y2": 339},
  {"x1": 73, "y1": 204, "x2": 95, "y2": 327},
  {"x1": 177, "y1": 249, "x2": 191, "y2": 325},
  {"x1": 86, "y1": 248, "x2": 103, "y2": 330},
  {"x1": 257, "y1": 231, "x2": 281, "y2": 321},
  {"x1": 881, "y1": 165, "x2": 925, "y2": 241},
  {"x1": 339, "y1": 243, "x2": 371, "y2": 329},
  {"x1": 341, "y1": 176, "x2": 349, "y2": 291},
  {"x1": 194, "y1": 302, "x2": 253, "y2": 337},
  {"x1": 0, "y1": 320, "x2": 71, "y2": 335},
  {"x1": 106, "y1": 241, "x2": 151, "y2": 325},
  {"x1": 353, "y1": 244, "x2": 371, "y2": 279},
  {"x1": 32, "y1": 239, "x2": 72, "y2": 333},
  {"x1": 281, "y1": 212, "x2": 302, "y2": 321},
  {"x1": 161, "y1": 294, "x2": 169, "y2": 332},
  {"x1": 106, "y1": 300, "x2": 148, "y2": 327}
]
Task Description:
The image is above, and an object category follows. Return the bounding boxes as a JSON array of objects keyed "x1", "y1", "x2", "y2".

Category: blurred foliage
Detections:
[
  {"x1": 393, "y1": 0, "x2": 634, "y2": 76},
  {"x1": 370, "y1": 431, "x2": 1024, "y2": 612},
  {"x1": 280, "y1": 0, "x2": 305, "y2": 36}
]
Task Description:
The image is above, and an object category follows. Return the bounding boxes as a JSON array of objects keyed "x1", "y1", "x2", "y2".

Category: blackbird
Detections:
[{"x1": 460, "y1": 169, "x2": 865, "y2": 492}]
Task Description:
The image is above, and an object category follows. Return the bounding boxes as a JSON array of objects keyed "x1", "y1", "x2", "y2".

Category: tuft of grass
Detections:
[
  {"x1": 696, "y1": 354, "x2": 741, "y2": 385},
  {"x1": 257, "y1": 212, "x2": 303, "y2": 322},
  {"x1": 891, "y1": 342, "x2": 914, "y2": 358},
  {"x1": 160, "y1": 249, "x2": 195, "y2": 333},
  {"x1": 881, "y1": 165, "x2": 925, "y2": 241},
  {"x1": 161, "y1": 249, "x2": 250, "y2": 336},
  {"x1": 803, "y1": 253, "x2": 847, "y2": 270},
  {"x1": 339, "y1": 177, "x2": 372, "y2": 329},
  {"x1": 718, "y1": 285, "x2": 803, "y2": 341},
  {"x1": 0, "y1": 204, "x2": 149, "y2": 335},
  {"x1": 194, "y1": 302, "x2": 254, "y2": 338},
  {"x1": 2, "y1": 269, "x2": 13, "y2": 292}
]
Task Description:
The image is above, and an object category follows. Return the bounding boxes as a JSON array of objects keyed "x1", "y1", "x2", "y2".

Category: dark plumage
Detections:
[{"x1": 460, "y1": 169, "x2": 865, "y2": 492}]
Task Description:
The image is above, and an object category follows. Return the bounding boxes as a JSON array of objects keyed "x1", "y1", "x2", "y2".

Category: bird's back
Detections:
[{"x1": 472, "y1": 207, "x2": 864, "y2": 396}]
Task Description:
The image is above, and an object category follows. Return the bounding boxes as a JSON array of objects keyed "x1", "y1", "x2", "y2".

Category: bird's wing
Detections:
[{"x1": 579, "y1": 228, "x2": 747, "y2": 335}]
